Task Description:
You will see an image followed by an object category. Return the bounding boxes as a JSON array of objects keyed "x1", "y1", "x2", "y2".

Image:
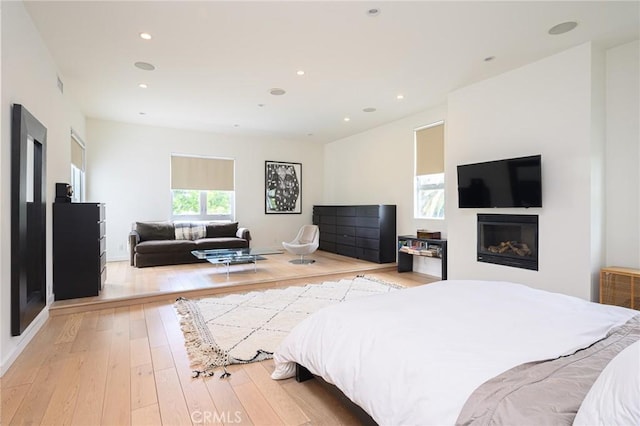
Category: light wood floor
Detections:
[
  {"x1": 2, "y1": 255, "x2": 436, "y2": 426},
  {"x1": 50, "y1": 250, "x2": 400, "y2": 315}
]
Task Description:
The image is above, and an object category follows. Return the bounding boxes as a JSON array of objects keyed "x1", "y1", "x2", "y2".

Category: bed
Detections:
[{"x1": 271, "y1": 280, "x2": 640, "y2": 425}]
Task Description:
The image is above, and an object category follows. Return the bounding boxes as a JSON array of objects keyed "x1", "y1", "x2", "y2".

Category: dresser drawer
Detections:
[
  {"x1": 357, "y1": 227, "x2": 380, "y2": 239},
  {"x1": 320, "y1": 215, "x2": 336, "y2": 225},
  {"x1": 100, "y1": 251, "x2": 107, "y2": 271},
  {"x1": 320, "y1": 232, "x2": 336, "y2": 243},
  {"x1": 336, "y1": 226, "x2": 355, "y2": 237},
  {"x1": 314, "y1": 206, "x2": 336, "y2": 216},
  {"x1": 356, "y1": 217, "x2": 379, "y2": 228},
  {"x1": 99, "y1": 236, "x2": 106, "y2": 254},
  {"x1": 336, "y1": 216, "x2": 356, "y2": 226},
  {"x1": 336, "y1": 234, "x2": 355, "y2": 246},
  {"x1": 100, "y1": 267, "x2": 107, "y2": 289},
  {"x1": 356, "y1": 206, "x2": 380, "y2": 217},
  {"x1": 319, "y1": 223, "x2": 336, "y2": 234},
  {"x1": 336, "y1": 206, "x2": 356, "y2": 216},
  {"x1": 337, "y1": 244, "x2": 357, "y2": 257},
  {"x1": 358, "y1": 248, "x2": 381, "y2": 263},
  {"x1": 319, "y1": 241, "x2": 336, "y2": 252},
  {"x1": 357, "y1": 237, "x2": 379, "y2": 250}
]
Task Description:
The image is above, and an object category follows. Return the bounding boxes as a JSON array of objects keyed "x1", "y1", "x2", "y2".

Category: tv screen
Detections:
[{"x1": 457, "y1": 155, "x2": 542, "y2": 208}]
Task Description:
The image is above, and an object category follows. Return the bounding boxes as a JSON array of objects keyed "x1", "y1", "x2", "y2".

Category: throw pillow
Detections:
[
  {"x1": 175, "y1": 223, "x2": 207, "y2": 240},
  {"x1": 136, "y1": 221, "x2": 175, "y2": 241},
  {"x1": 206, "y1": 222, "x2": 239, "y2": 238}
]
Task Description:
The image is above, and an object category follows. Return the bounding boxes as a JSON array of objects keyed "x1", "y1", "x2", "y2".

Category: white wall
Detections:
[
  {"x1": 86, "y1": 119, "x2": 324, "y2": 261},
  {"x1": 323, "y1": 106, "x2": 448, "y2": 276},
  {"x1": 1, "y1": 2, "x2": 86, "y2": 374},
  {"x1": 323, "y1": 106, "x2": 448, "y2": 235},
  {"x1": 324, "y1": 41, "x2": 639, "y2": 297},
  {"x1": 446, "y1": 43, "x2": 600, "y2": 300},
  {"x1": 605, "y1": 40, "x2": 640, "y2": 269}
]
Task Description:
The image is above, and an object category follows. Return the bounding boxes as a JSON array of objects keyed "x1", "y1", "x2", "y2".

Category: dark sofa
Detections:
[{"x1": 129, "y1": 221, "x2": 251, "y2": 267}]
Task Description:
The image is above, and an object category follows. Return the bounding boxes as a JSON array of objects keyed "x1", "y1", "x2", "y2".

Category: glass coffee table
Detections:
[{"x1": 191, "y1": 247, "x2": 284, "y2": 277}]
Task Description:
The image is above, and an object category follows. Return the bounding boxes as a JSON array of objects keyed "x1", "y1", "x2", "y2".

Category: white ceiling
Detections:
[{"x1": 23, "y1": 1, "x2": 639, "y2": 144}]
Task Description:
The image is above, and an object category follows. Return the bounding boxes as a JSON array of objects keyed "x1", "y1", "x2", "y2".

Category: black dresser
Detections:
[
  {"x1": 53, "y1": 202, "x2": 106, "y2": 300},
  {"x1": 313, "y1": 205, "x2": 396, "y2": 263}
]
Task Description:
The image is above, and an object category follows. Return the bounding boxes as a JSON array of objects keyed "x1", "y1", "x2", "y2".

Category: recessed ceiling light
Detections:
[
  {"x1": 134, "y1": 61, "x2": 155, "y2": 71},
  {"x1": 367, "y1": 8, "x2": 380, "y2": 16},
  {"x1": 548, "y1": 21, "x2": 578, "y2": 35},
  {"x1": 269, "y1": 88, "x2": 286, "y2": 96},
  {"x1": 396, "y1": 94, "x2": 404, "y2": 100},
  {"x1": 138, "y1": 83, "x2": 148, "y2": 89},
  {"x1": 139, "y1": 32, "x2": 152, "y2": 40},
  {"x1": 363, "y1": 107, "x2": 377, "y2": 113},
  {"x1": 344, "y1": 117, "x2": 351, "y2": 122},
  {"x1": 296, "y1": 70, "x2": 305, "y2": 76},
  {"x1": 484, "y1": 56, "x2": 495, "y2": 62}
]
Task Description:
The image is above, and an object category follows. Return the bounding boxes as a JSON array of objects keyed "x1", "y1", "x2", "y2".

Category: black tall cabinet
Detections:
[
  {"x1": 53, "y1": 202, "x2": 106, "y2": 300},
  {"x1": 313, "y1": 204, "x2": 396, "y2": 263}
]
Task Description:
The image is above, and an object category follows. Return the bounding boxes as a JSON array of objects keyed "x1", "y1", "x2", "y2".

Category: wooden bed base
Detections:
[{"x1": 295, "y1": 363, "x2": 314, "y2": 382}]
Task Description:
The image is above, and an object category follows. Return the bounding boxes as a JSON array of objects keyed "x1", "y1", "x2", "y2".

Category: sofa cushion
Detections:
[
  {"x1": 195, "y1": 238, "x2": 249, "y2": 250},
  {"x1": 136, "y1": 221, "x2": 175, "y2": 242},
  {"x1": 206, "y1": 222, "x2": 239, "y2": 238},
  {"x1": 135, "y1": 239, "x2": 196, "y2": 254},
  {"x1": 175, "y1": 222, "x2": 207, "y2": 240}
]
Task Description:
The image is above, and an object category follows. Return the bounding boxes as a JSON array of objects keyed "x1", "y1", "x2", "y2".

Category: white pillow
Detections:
[{"x1": 573, "y1": 339, "x2": 640, "y2": 426}]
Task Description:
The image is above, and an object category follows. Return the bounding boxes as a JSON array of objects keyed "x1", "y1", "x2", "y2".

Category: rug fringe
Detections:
[{"x1": 175, "y1": 297, "x2": 232, "y2": 378}]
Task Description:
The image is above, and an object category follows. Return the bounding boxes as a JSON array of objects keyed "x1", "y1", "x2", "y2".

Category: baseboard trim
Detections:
[{"x1": 0, "y1": 306, "x2": 50, "y2": 377}]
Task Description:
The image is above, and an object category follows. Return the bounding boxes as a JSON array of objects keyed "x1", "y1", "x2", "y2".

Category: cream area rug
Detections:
[{"x1": 174, "y1": 275, "x2": 403, "y2": 378}]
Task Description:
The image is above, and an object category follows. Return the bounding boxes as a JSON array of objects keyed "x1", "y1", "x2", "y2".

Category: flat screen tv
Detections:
[{"x1": 457, "y1": 155, "x2": 542, "y2": 208}]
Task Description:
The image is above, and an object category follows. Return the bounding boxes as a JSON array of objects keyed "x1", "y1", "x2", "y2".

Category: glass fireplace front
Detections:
[{"x1": 477, "y1": 214, "x2": 538, "y2": 271}]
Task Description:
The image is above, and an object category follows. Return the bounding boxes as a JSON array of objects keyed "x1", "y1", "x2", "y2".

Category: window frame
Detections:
[
  {"x1": 70, "y1": 130, "x2": 85, "y2": 202},
  {"x1": 170, "y1": 189, "x2": 236, "y2": 222},
  {"x1": 170, "y1": 155, "x2": 236, "y2": 221},
  {"x1": 414, "y1": 121, "x2": 445, "y2": 220},
  {"x1": 414, "y1": 173, "x2": 445, "y2": 219}
]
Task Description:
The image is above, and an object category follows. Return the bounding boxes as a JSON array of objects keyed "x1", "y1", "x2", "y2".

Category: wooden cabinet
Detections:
[
  {"x1": 53, "y1": 202, "x2": 106, "y2": 300},
  {"x1": 397, "y1": 235, "x2": 447, "y2": 279},
  {"x1": 600, "y1": 267, "x2": 639, "y2": 310},
  {"x1": 313, "y1": 205, "x2": 396, "y2": 263}
]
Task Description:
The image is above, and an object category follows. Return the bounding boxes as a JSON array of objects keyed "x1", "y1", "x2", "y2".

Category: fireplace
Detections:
[{"x1": 477, "y1": 214, "x2": 538, "y2": 271}]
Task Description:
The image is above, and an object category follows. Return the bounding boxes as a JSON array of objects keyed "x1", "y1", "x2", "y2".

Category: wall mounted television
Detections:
[{"x1": 457, "y1": 155, "x2": 542, "y2": 208}]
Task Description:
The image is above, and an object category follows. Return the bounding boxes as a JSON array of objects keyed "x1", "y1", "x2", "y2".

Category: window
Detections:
[
  {"x1": 70, "y1": 131, "x2": 85, "y2": 202},
  {"x1": 170, "y1": 155, "x2": 235, "y2": 221},
  {"x1": 415, "y1": 122, "x2": 445, "y2": 219}
]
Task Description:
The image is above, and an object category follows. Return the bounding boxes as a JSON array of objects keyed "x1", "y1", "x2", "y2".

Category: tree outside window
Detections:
[
  {"x1": 170, "y1": 155, "x2": 235, "y2": 221},
  {"x1": 415, "y1": 173, "x2": 444, "y2": 219},
  {"x1": 171, "y1": 190, "x2": 234, "y2": 220}
]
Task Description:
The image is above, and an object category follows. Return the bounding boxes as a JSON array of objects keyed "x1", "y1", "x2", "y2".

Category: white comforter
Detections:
[{"x1": 271, "y1": 280, "x2": 636, "y2": 426}]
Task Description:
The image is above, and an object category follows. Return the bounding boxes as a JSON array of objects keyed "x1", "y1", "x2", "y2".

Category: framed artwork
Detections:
[{"x1": 265, "y1": 161, "x2": 302, "y2": 214}]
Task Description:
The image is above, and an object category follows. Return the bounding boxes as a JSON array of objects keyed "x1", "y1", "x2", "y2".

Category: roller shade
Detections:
[
  {"x1": 171, "y1": 155, "x2": 234, "y2": 191},
  {"x1": 71, "y1": 136, "x2": 85, "y2": 171},
  {"x1": 416, "y1": 123, "x2": 444, "y2": 175}
]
